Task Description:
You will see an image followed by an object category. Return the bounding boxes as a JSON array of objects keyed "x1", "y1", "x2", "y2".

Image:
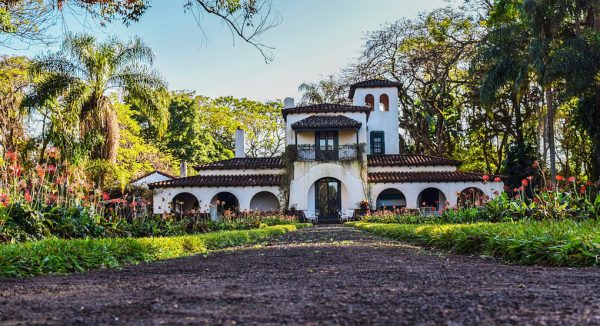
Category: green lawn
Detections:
[
  {"x1": 0, "y1": 224, "x2": 310, "y2": 278},
  {"x1": 347, "y1": 220, "x2": 600, "y2": 266}
]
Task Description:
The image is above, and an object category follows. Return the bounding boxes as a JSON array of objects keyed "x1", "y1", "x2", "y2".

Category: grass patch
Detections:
[
  {"x1": 0, "y1": 223, "x2": 310, "y2": 278},
  {"x1": 347, "y1": 220, "x2": 600, "y2": 266}
]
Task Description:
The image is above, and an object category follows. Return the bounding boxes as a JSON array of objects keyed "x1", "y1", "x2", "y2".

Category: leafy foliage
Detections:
[
  {"x1": 0, "y1": 224, "x2": 309, "y2": 277},
  {"x1": 349, "y1": 220, "x2": 600, "y2": 266}
]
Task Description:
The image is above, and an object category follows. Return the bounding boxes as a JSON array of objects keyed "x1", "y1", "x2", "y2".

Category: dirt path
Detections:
[{"x1": 0, "y1": 226, "x2": 599, "y2": 325}]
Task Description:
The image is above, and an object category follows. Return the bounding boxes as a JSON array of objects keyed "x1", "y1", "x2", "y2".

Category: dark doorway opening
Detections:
[{"x1": 315, "y1": 178, "x2": 341, "y2": 223}]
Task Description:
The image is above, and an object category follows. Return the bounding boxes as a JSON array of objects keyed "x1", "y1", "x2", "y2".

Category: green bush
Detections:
[
  {"x1": 360, "y1": 212, "x2": 438, "y2": 224},
  {"x1": 348, "y1": 220, "x2": 600, "y2": 266},
  {"x1": 0, "y1": 224, "x2": 310, "y2": 278}
]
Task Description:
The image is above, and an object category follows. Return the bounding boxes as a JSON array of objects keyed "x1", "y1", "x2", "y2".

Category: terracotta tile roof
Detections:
[
  {"x1": 282, "y1": 104, "x2": 370, "y2": 120},
  {"x1": 368, "y1": 155, "x2": 462, "y2": 167},
  {"x1": 130, "y1": 170, "x2": 176, "y2": 183},
  {"x1": 194, "y1": 157, "x2": 284, "y2": 171},
  {"x1": 368, "y1": 171, "x2": 497, "y2": 183},
  {"x1": 149, "y1": 174, "x2": 283, "y2": 188},
  {"x1": 291, "y1": 115, "x2": 362, "y2": 130},
  {"x1": 349, "y1": 79, "x2": 402, "y2": 98}
]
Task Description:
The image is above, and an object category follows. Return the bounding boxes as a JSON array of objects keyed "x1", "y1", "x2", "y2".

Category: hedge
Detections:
[
  {"x1": 0, "y1": 224, "x2": 310, "y2": 277},
  {"x1": 347, "y1": 220, "x2": 600, "y2": 266}
]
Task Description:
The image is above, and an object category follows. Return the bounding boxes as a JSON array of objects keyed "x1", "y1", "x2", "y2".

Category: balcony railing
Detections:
[{"x1": 295, "y1": 144, "x2": 359, "y2": 162}]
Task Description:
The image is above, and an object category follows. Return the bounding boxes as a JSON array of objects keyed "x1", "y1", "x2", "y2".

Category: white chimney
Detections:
[
  {"x1": 284, "y1": 97, "x2": 294, "y2": 109},
  {"x1": 235, "y1": 128, "x2": 246, "y2": 158},
  {"x1": 180, "y1": 161, "x2": 187, "y2": 178}
]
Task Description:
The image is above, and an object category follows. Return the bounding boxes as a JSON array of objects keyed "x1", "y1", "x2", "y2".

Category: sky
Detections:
[{"x1": 6, "y1": 0, "x2": 450, "y2": 101}]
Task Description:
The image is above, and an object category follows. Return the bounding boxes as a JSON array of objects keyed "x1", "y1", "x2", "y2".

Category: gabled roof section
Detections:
[
  {"x1": 367, "y1": 154, "x2": 462, "y2": 167},
  {"x1": 130, "y1": 170, "x2": 176, "y2": 183},
  {"x1": 194, "y1": 157, "x2": 284, "y2": 171},
  {"x1": 281, "y1": 104, "x2": 370, "y2": 120},
  {"x1": 368, "y1": 171, "x2": 498, "y2": 183},
  {"x1": 149, "y1": 174, "x2": 283, "y2": 188},
  {"x1": 291, "y1": 115, "x2": 362, "y2": 130},
  {"x1": 349, "y1": 79, "x2": 402, "y2": 98}
]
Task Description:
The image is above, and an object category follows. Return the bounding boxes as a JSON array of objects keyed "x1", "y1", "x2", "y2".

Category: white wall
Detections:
[
  {"x1": 369, "y1": 181, "x2": 504, "y2": 209},
  {"x1": 289, "y1": 161, "x2": 365, "y2": 211},
  {"x1": 285, "y1": 112, "x2": 368, "y2": 146},
  {"x1": 131, "y1": 172, "x2": 173, "y2": 188},
  {"x1": 352, "y1": 87, "x2": 400, "y2": 154},
  {"x1": 152, "y1": 186, "x2": 281, "y2": 214}
]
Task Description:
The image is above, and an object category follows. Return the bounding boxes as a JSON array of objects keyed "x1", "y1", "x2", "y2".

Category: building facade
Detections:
[{"x1": 149, "y1": 80, "x2": 504, "y2": 222}]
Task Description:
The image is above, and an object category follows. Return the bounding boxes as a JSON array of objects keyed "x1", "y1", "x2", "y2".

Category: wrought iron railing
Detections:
[{"x1": 295, "y1": 144, "x2": 359, "y2": 161}]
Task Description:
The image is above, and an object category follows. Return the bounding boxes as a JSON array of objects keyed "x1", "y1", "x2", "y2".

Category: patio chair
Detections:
[
  {"x1": 303, "y1": 210, "x2": 319, "y2": 224},
  {"x1": 339, "y1": 209, "x2": 355, "y2": 223}
]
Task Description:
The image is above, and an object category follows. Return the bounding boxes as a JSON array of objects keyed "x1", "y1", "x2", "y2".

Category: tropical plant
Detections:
[{"x1": 28, "y1": 33, "x2": 169, "y2": 164}]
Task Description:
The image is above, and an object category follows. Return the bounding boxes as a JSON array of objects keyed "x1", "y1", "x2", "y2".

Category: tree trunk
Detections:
[
  {"x1": 102, "y1": 103, "x2": 120, "y2": 163},
  {"x1": 546, "y1": 88, "x2": 557, "y2": 178},
  {"x1": 513, "y1": 91, "x2": 524, "y2": 144}
]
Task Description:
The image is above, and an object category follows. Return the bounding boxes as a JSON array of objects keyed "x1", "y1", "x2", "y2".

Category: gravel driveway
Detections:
[{"x1": 1, "y1": 225, "x2": 599, "y2": 325}]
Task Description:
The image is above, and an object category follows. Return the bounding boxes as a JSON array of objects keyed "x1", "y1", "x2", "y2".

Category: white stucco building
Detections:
[{"x1": 149, "y1": 80, "x2": 504, "y2": 222}]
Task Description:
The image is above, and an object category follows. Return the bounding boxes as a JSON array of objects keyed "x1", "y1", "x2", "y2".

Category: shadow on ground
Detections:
[{"x1": 0, "y1": 226, "x2": 599, "y2": 325}]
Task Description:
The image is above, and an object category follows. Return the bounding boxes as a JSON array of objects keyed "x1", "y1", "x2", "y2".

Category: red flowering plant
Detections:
[
  {"x1": 442, "y1": 159, "x2": 600, "y2": 223},
  {"x1": 0, "y1": 149, "x2": 156, "y2": 242},
  {"x1": 500, "y1": 161, "x2": 600, "y2": 220}
]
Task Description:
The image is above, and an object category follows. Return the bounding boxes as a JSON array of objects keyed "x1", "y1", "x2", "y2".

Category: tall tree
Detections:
[
  {"x1": 348, "y1": 8, "x2": 482, "y2": 157},
  {"x1": 28, "y1": 34, "x2": 168, "y2": 163},
  {"x1": 0, "y1": 55, "x2": 30, "y2": 155},
  {"x1": 1, "y1": 0, "x2": 279, "y2": 61},
  {"x1": 548, "y1": 0, "x2": 600, "y2": 178}
]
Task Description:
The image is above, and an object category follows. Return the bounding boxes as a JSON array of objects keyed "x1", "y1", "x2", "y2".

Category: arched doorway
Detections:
[
  {"x1": 315, "y1": 177, "x2": 341, "y2": 223},
  {"x1": 458, "y1": 187, "x2": 487, "y2": 208},
  {"x1": 250, "y1": 191, "x2": 280, "y2": 211},
  {"x1": 417, "y1": 188, "x2": 447, "y2": 210},
  {"x1": 376, "y1": 188, "x2": 406, "y2": 210},
  {"x1": 210, "y1": 192, "x2": 240, "y2": 216},
  {"x1": 172, "y1": 192, "x2": 199, "y2": 216}
]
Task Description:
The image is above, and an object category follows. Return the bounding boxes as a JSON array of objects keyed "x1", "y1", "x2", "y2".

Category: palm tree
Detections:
[
  {"x1": 28, "y1": 34, "x2": 168, "y2": 163},
  {"x1": 521, "y1": 0, "x2": 568, "y2": 179},
  {"x1": 298, "y1": 75, "x2": 349, "y2": 105}
]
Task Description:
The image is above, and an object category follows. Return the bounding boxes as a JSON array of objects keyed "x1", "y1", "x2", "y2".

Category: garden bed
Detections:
[
  {"x1": 0, "y1": 223, "x2": 310, "y2": 277},
  {"x1": 347, "y1": 220, "x2": 600, "y2": 266}
]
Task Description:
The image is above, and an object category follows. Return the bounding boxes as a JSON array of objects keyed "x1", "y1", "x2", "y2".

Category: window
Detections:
[
  {"x1": 365, "y1": 94, "x2": 375, "y2": 110},
  {"x1": 371, "y1": 131, "x2": 385, "y2": 155},
  {"x1": 379, "y1": 94, "x2": 389, "y2": 111}
]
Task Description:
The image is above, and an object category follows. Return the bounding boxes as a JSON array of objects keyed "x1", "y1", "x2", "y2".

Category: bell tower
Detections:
[{"x1": 349, "y1": 79, "x2": 401, "y2": 155}]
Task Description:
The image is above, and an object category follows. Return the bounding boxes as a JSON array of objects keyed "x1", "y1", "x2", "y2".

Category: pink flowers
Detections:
[
  {"x1": 567, "y1": 176, "x2": 576, "y2": 183},
  {"x1": 24, "y1": 191, "x2": 32, "y2": 203},
  {"x1": 482, "y1": 175, "x2": 490, "y2": 182},
  {"x1": 494, "y1": 177, "x2": 502, "y2": 182},
  {"x1": 4, "y1": 151, "x2": 17, "y2": 163},
  {"x1": 521, "y1": 179, "x2": 529, "y2": 187},
  {"x1": 555, "y1": 175, "x2": 565, "y2": 182},
  {"x1": 0, "y1": 194, "x2": 9, "y2": 207},
  {"x1": 35, "y1": 165, "x2": 45, "y2": 177},
  {"x1": 47, "y1": 147, "x2": 58, "y2": 159}
]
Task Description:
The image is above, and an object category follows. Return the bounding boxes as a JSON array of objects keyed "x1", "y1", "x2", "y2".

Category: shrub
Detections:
[
  {"x1": 0, "y1": 224, "x2": 310, "y2": 278},
  {"x1": 348, "y1": 220, "x2": 600, "y2": 266}
]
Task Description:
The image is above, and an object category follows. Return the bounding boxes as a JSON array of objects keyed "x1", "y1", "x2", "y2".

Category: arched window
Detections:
[
  {"x1": 379, "y1": 94, "x2": 389, "y2": 111},
  {"x1": 365, "y1": 94, "x2": 375, "y2": 110},
  {"x1": 250, "y1": 191, "x2": 280, "y2": 211}
]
